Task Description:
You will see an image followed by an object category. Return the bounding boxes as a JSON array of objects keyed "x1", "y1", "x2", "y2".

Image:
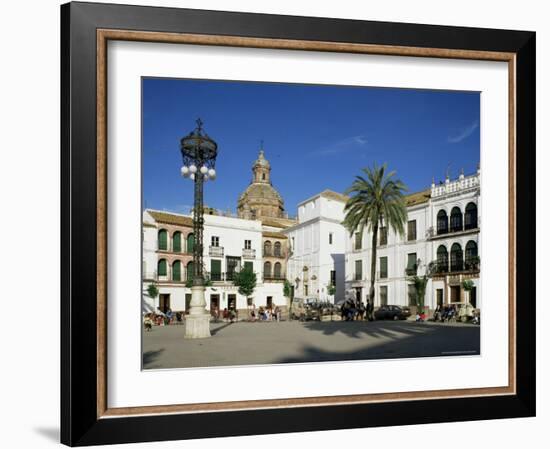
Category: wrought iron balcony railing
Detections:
[
  {"x1": 242, "y1": 248, "x2": 256, "y2": 259},
  {"x1": 209, "y1": 246, "x2": 224, "y2": 257}
]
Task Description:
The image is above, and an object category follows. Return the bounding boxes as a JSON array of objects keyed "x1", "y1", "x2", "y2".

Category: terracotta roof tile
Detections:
[{"x1": 148, "y1": 211, "x2": 193, "y2": 227}]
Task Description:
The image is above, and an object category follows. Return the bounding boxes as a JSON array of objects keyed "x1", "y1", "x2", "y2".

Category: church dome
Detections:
[{"x1": 237, "y1": 147, "x2": 285, "y2": 220}]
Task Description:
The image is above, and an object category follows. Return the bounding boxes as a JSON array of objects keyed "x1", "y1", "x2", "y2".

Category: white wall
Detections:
[{"x1": 2, "y1": 1, "x2": 546, "y2": 449}]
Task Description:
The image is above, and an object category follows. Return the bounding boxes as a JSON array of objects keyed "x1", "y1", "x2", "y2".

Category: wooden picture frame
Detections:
[{"x1": 61, "y1": 1, "x2": 535, "y2": 446}]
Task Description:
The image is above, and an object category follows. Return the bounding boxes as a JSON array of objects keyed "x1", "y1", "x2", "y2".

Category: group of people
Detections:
[
  {"x1": 432, "y1": 304, "x2": 457, "y2": 322},
  {"x1": 249, "y1": 305, "x2": 281, "y2": 322},
  {"x1": 340, "y1": 299, "x2": 374, "y2": 321},
  {"x1": 143, "y1": 308, "x2": 185, "y2": 330}
]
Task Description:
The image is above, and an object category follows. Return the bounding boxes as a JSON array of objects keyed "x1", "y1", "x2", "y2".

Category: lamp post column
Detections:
[{"x1": 181, "y1": 119, "x2": 217, "y2": 339}]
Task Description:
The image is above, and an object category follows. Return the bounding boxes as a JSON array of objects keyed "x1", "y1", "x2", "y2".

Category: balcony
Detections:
[
  {"x1": 242, "y1": 248, "x2": 256, "y2": 259},
  {"x1": 209, "y1": 245, "x2": 224, "y2": 257},
  {"x1": 263, "y1": 250, "x2": 286, "y2": 258},
  {"x1": 263, "y1": 274, "x2": 286, "y2": 282}
]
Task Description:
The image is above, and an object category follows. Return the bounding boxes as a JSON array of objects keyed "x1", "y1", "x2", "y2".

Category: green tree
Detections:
[
  {"x1": 233, "y1": 266, "x2": 257, "y2": 304},
  {"x1": 147, "y1": 283, "x2": 159, "y2": 299},
  {"x1": 410, "y1": 275, "x2": 428, "y2": 314},
  {"x1": 462, "y1": 279, "x2": 475, "y2": 304},
  {"x1": 343, "y1": 164, "x2": 408, "y2": 306},
  {"x1": 327, "y1": 284, "x2": 336, "y2": 296}
]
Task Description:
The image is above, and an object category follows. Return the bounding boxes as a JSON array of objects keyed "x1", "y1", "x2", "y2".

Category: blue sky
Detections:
[{"x1": 143, "y1": 78, "x2": 479, "y2": 216}]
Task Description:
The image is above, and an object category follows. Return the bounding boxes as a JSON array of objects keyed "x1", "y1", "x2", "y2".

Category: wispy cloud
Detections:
[
  {"x1": 309, "y1": 135, "x2": 368, "y2": 156},
  {"x1": 447, "y1": 120, "x2": 479, "y2": 144}
]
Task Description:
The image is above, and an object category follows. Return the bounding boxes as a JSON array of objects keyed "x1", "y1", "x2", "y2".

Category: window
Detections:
[
  {"x1": 379, "y1": 227, "x2": 387, "y2": 246},
  {"x1": 244, "y1": 239, "x2": 251, "y2": 250},
  {"x1": 330, "y1": 270, "x2": 336, "y2": 286},
  {"x1": 291, "y1": 237, "x2": 295, "y2": 251},
  {"x1": 355, "y1": 260, "x2": 362, "y2": 280},
  {"x1": 186, "y1": 261, "x2": 194, "y2": 281},
  {"x1": 157, "y1": 259, "x2": 167, "y2": 277},
  {"x1": 437, "y1": 210, "x2": 448, "y2": 235},
  {"x1": 329, "y1": 232, "x2": 333, "y2": 244},
  {"x1": 158, "y1": 229, "x2": 168, "y2": 251},
  {"x1": 211, "y1": 236, "x2": 219, "y2": 247},
  {"x1": 406, "y1": 253, "x2": 417, "y2": 276},
  {"x1": 274, "y1": 262, "x2": 282, "y2": 278},
  {"x1": 173, "y1": 232, "x2": 182, "y2": 252},
  {"x1": 450, "y1": 207, "x2": 463, "y2": 232},
  {"x1": 437, "y1": 245, "x2": 449, "y2": 272},
  {"x1": 465, "y1": 240, "x2": 478, "y2": 269},
  {"x1": 379, "y1": 256, "x2": 388, "y2": 279},
  {"x1": 226, "y1": 256, "x2": 241, "y2": 280},
  {"x1": 304, "y1": 284, "x2": 308, "y2": 296},
  {"x1": 450, "y1": 243, "x2": 463, "y2": 272},
  {"x1": 264, "y1": 240, "x2": 272, "y2": 256},
  {"x1": 262, "y1": 173, "x2": 266, "y2": 180},
  {"x1": 274, "y1": 241, "x2": 282, "y2": 257},
  {"x1": 464, "y1": 202, "x2": 478, "y2": 229},
  {"x1": 210, "y1": 259, "x2": 221, "y2": 281},
  {"x1": 407, "y1": 220, "x2": 417, "y2": 241},
  {"x1": 264, "y1": 261, "x2": 272, "y2": 278},
  {"x1": 354, "y1": 232, "x2": 362, "y2": 250},
  {"x1": 172, "y1": 260, "x2": 182, "y2": 281},
  {"x1": 186, "y1": 233, "x2": 194, "y2": 253},
  {"x1": 408, "y1": 284, "x2": 417, "y2": 306},
  {"x1": 380, "y1": 286, "x2": 388, "y2": 306}
]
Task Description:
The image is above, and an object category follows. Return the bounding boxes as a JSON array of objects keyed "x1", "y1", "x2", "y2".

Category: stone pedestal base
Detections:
[
  {"x1": 184, "y1": 285, "x2": 211, "y2": 339},
  {"x1": 184, "y1": 313, "x2": 211, "y2": 339}
]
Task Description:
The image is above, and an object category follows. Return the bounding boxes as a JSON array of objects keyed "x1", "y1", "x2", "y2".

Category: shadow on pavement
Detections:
[
  {"x1": 276, "y1": 325, "x2": 480, "y2": 364},
  {"x1": 299, "y1": 320, "x2": 436, "y2": 340},
  {"x1": 143, "y1": 348, "x2": 165, "y2": 368}
]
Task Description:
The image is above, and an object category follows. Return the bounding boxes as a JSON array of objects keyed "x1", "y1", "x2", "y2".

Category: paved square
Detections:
[{"x1": 143, "y1": 320, "x2": 480, "y2": 369}]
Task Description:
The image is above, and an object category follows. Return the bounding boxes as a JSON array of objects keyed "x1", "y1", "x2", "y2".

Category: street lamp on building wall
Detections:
[{"x1": 180, "y1": 118, "x2": 217, "y2": 339}]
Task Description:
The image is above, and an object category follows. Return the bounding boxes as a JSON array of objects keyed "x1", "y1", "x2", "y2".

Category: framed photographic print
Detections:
[{"x1": 61, "y1": 1, "x2": 536, "y2": 446}]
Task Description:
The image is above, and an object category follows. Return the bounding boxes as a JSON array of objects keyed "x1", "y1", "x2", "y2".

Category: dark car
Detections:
[{"x1": 374, "y1": 305, "x2": 411, "y2": 321}]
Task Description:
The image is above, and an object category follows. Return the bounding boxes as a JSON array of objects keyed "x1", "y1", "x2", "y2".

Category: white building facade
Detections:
[
  {"x1": 284, "y1": 190, "x2": 347, "y2": 303},
  {"x1": 345, "y1": 170, "x2": 481, "y2": 312},
  {"x1": 142, "y1": 209, "x2": 286, "y2": 317}
]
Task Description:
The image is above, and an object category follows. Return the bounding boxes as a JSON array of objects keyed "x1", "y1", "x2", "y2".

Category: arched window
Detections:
[
  {"x1": 274, "y1": 241, "x2": 282, "y2": 257},
  {"x1": 264, "y1": 261, "x2": 272, "y2": 278},
  {"x1": 172, "y1": 260, "x2": 182, "y2": 281},
  {"x1": 186, "y1": 261, "x2": 195, "y2": 281},
  {"x1": 437, "y1": 210, "x2": 448, "y2": 235},
  {"x1": 464, "y1": 203, "x2": 478, "y2": 230},
  {"x1": 173, "y1": 231, "x2": 182, "y2": 252},
  {"x1": 274, "y1": 262, "x2": 282, "y2": 278},
  {"x1": 465, "y1": 240, "x2": 478, "y2": 269},
  {"x1": 158, "y1": 229, "x2": 168, "y2": 250},
  {"x1": 450, "y1": 243, "x2": 463, "y2": 272},
  {"x1": 157, "y1": 259, "x2": 167, "y2": 277},
  {"x1": 186, "y1": 233, "x2": 194, "y2": 253},
  {"x1": 450, "y1": 207, "x2": 463, "y2": 232},
  {"x1": 264, "y1": 241, "x2": 272, "y2": 256},
  {"x1": 437, "y1": 245, "x2": 449, "y2": 272}
]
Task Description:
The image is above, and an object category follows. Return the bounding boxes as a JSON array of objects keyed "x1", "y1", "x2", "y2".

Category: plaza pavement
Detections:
[{"x1": 142, "y1": 319, "x2": 480, "y2": 369}]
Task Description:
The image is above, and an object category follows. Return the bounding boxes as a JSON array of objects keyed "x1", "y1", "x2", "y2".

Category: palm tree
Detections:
[{"x1": 343, "y1": 164, "x2": 408, "y2": 306}]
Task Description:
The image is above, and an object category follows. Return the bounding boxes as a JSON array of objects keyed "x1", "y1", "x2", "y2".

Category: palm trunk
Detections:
[{"x1": 369, "y1": 223, "x2": 379, "y2": 305}]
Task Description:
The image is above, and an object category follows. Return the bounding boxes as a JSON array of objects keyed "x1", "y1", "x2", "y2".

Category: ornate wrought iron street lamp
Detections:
[{"x1": 180, "y1": 118, "x2": 217, "y2": 339}]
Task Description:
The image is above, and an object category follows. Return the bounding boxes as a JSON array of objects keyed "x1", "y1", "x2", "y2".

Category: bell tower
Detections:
[{"x1": 253, "y1": 144, "x2": 271, "y2": 184}]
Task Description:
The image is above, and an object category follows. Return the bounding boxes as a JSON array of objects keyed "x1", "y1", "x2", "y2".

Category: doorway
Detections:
[
  {"x1": 210, "y1": 294, "x2": 220, "y2": 315},
  {"x1": 450, "y1": 286, "x2": 461, "y2": 303},
  {"x1": 437, "y1": 289, "x2": 444, "y2": 307},
  {"x1": 355, "y1": 287, "x2": 362, "y2": 303},
  {"x1": 228, "y1": 294, "x2": 237, "y2": 311},
  {"x1": 266, "y1": 296, "x2": 273, "y2": 309},
  {"x1": 159, "y1": 294, "x2": 170, "y2": 313},
  {"x1": 470, "y1": 287, "x2": 477, "y2": 308}
]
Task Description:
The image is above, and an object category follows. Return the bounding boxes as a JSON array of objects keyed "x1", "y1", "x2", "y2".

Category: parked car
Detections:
[
  {"x1": 290, "y1": 298, "x2": 322, "y2": 321},
  {"x1": 374, "y1": 305, "x2": 411, "y2": 321}
]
